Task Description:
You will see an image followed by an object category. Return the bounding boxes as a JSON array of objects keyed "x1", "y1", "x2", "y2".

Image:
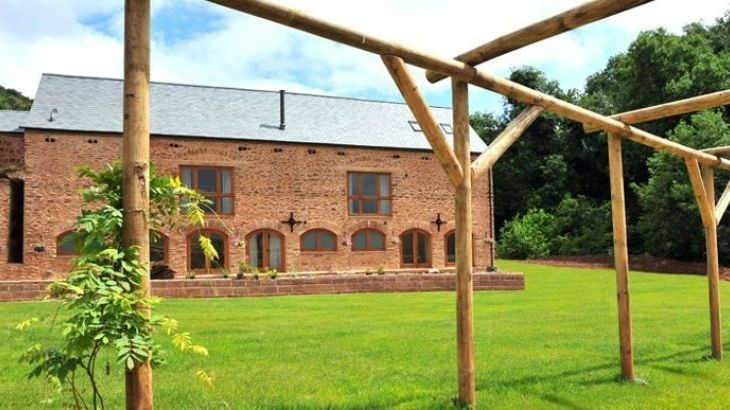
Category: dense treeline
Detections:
[
  {"x1": 472, "y1": 12, "x2": 730, "y2": 263},
  {"x1": 0, "y1": 85, "x2": 32, "y2": 110}
]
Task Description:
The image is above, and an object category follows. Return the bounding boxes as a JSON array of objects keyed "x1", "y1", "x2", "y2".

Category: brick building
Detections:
[{"x1": 0, "y1": 74, "x2": 495, "y2": 280}]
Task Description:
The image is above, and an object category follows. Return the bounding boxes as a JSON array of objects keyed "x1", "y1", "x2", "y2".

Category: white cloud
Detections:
[{"x1": 1, "y1": 0, "x2": 728, "y2": 113}]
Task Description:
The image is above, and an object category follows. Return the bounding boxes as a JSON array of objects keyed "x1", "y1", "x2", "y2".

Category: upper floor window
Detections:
[
  {"x1": 348, "y1": 172, "x2": 391, "y2": 215},
  {"x1": 181, "y1": 166, "x2": 234, "y2": 215},
  {"x1": 301, "y1": 229, "x2": 337, "y2": 252}
]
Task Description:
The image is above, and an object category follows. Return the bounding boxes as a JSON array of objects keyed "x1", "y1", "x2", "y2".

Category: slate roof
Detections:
[
  {"x1": 0, "y1": 110, "x2": 27, "y2": 133},
  {"x1": 22, "y1": 74, "x2": 486, "y2": 152}
]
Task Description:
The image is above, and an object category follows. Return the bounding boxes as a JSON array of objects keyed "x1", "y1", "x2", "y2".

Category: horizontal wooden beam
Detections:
[
  {"x1": 382, "y1": 55, "x2": 464, "y2": 187},
  {"x1": 426, "y1": 0, "x2": 653, "y2": 83},
  {"x1": 471, "y1": 106, "x2": 544, "y2": 181},
  {"x1": 208, "y1": 0, "x2": 730, "y2": 172},
  {"x1": 584, "y1": 90, "x2": 730, "y2": 133},
  {"x1": 702, "y1": 146, "x2": 730, "y2": 157},
  {"x1": 715, "y1": 180, "x2": 730, "y2": 224}
]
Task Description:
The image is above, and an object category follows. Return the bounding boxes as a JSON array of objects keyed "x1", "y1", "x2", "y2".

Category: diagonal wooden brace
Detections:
[
  {"x1": 382, "y1": 55, "x2": 464, "y2": 188},
  {"x1": 715, "y1": 180, "x2": 730, "y2": 225},
  {"x1": 686, "y1": 158, "x2": 715, "y2": 228},
  {"x1": 471, "y1": 106, "x2": 543, "y2": 181}
]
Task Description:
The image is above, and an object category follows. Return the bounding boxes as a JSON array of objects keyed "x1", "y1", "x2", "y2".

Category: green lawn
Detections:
[{"x1": 2, "y1": 260, "x2": 730, "y2": 409}]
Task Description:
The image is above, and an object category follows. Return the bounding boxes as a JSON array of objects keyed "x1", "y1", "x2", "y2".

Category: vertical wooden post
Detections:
[
  {"x1": 452, "y1": 79, "x2": 475, "y2": 406},
  {"x1": 701, "y1": 165, "x2": 723, "y2": 360},
  {"x1": 607, "y1": 133, "x2": 635, "y2": 379},
  {"x1": 123, "y1": 0, "x2": 153, "y2": 408}
]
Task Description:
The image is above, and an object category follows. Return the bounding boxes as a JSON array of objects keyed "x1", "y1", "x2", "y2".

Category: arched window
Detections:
[
  {"x1": 351, "y1": 228, "x2": 386, "y2": 251},
  {"x1": 150, "y1": 231, "x2": 168, "y2": 264},
  {"x1": 401, "y1": 229, "x2": 430, "y2": 268},
  {"x1": 247, "y1": 229, "x2": 285, "y2": 271},
  {"x1": 444, "y1": 230, "x2": 475, "y2": 266},
  {"x1": 301, "y1": 229, "x2": 337, "y2": 252},
  {"x1": 56, "y1": 231, "x2": 80, "y2": 256},
  {"x1": 188, "y1": 229, "x2": 228, "y2": 273}
]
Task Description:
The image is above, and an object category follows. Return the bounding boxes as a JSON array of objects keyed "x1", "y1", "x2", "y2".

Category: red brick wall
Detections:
[
  {"x1": 0, "y1": 133, "x2": 24, "y2": 168},
  {"x1": 1, "y1": 129, "x2": 494, "y2": 279}
]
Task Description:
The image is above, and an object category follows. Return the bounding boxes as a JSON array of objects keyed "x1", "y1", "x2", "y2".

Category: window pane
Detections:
[
  {"x1": 203, "y1": 196, "x2": 218, "y2": 214},
  {"x1": 320, "y1": 231, "x2": 335, "y2": 250},
  {"x1": 362, "y1": 174, "x2": 377, "y2": 195},
  {"x1": 268, "y1": 234, "x2": 281, "y2": 270},
  {"x1": 190, "y1": 233, "x2": 206, "y2": 269},
  {"x1": 370, "y1": 231, "x2": 385, "y2": 250},
  {"x1": 58, "y1": 233, "x2": 79, "y2": 255},
  {"x1": 353, "y1": 231, "x2": 367, "y2": 250},
  {"x1": 402, "y1": 232, "x2": 413, "y2": 264},
  {"x1": 417, "y1": 232, "x2": 429, "y2": 264},
  {"x1": 221, "y1": 169, "x2": 232, "y2": 194},
  {"x1": 249, "y1": 234, "x2": 262, "y2": 268},
  {"x1": 379, "y1": 175, "x2": 390, "y2": 196},
  {"x1": 209, "y1": 233, "x2": 226, "y2": 269},
  {"x1": 221, "y1": 197, "x2": 233, "y2": 214},
  {"x1": 197, "y1": 169, "x2": 217, "y2": 193},
  {"x1": 182, "y1": 168, "x2": 193, "y2": 188},
  {"x1": 362, "y1": 199, "x2": 377, "y2": 214},
  {"x1": 349, "y1": 199, "x2": 359, "y2": 214},
  {"x1": 446, "y1": 233, "x2": 456, "y2": 263},
  {"x1": 150, "y1": 232, "x2": 166, "y2": 263},
  {"x1": 349, "y1": 174, "x2": 359, "y2": 195},
  {"x1": 302, "y1": 232, "x2": 317, "y2": 250},
  {"x1": 379, "y1": 200, "x2": 390, "y2": 215}
]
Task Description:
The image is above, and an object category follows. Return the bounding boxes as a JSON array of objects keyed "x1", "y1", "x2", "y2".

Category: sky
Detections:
[{"x1": 0, "y1": 0, "x2": 729, "y2": 115}]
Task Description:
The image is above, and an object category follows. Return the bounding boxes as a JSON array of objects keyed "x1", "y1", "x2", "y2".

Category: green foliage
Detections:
[
  {"x1": 376, "y1": 263, "x2": 385, "y2": 275},
  {"x1": 267, "y1": 269, "x2": 278, "y2": 280},
  {"x1": 17, "y1": 163, "x2": 214, "y2": 408},
  {"x1": 635, "y1": 111, "x2": 730, "y2": 263},
  {"x1": 473, "y1": 13, "x2": 730, "y2": 262},
  {"x1": 497, "y1": 209, "x2": 556, "y2": 259},
  {"x1": 0, "y1": 84, "x2": 32, "y2": 110},
  {"x1": 550, "y1": 195, "x2": 613, "y2": 256}
]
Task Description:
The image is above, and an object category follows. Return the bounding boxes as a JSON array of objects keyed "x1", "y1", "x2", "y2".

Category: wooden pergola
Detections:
[{"x1": 122, "y1": 0, "x2": 730, "y2": 407}]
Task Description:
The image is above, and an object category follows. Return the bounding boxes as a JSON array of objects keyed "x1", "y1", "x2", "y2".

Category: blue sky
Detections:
[{"x1": 1, "y1": 0, "x2": 728, "y2": 115}]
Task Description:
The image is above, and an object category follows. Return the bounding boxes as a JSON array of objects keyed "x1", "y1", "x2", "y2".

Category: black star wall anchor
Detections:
[
  {"x1": 431, "y1": 213, "x2": 448, "y2": 231},
  {"x1": 280, "y1": 212, "x2": 305, "y2": 232}
]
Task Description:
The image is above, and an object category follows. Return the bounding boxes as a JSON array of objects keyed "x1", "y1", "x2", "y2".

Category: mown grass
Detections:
[{"x1": 1, "y1": 260, "x2": 730, "y2": 409}]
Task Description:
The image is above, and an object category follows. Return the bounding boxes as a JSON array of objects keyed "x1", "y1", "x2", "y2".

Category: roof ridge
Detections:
[{"x1": 40, "y1": 73, "x2": 452, "y2": 110}]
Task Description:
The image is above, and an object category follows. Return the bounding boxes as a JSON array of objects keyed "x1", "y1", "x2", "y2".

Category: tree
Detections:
[
  {"x1": 18, "y1": 164, "x2": 214, "y2": 408},
  {"x1": 635, "y1": 110, "x2": 730, "y2": 263},
  {"x1": 0, "y1": 85, "x2": 32, "y2": 110}
]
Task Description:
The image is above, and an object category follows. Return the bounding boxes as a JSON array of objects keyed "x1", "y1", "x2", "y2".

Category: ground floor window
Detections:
[
  {"x1": 445, "y1": 230, "x2": 475, "y2": 266},
  {"x1": 188, "y1": 229, "x2": 228, "y2": 273},
  {"x1": 247, "y1": 229, "x2": 284, "y2": 271},
  {"x1": 351, "y1": 228, "x2": 386, "y2": 251},
  {"x1": 150, "y1": 231, "x2": 168, "y2": 264},
  {"x1": 56, "y1": 231, "x2": 80, "y2": 256},
  {"x1": 401, "y1": 229, "x2": 430, "y2": 268},
  {"x1": 301, "y1": 229, "x2": 337, "y2": 252}
]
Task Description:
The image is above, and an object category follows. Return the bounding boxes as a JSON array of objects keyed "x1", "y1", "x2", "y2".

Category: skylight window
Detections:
[
  {"x1": 408, "y1": 120, "x2": 422, "y2": 132},
  {"x1": 440, "y1": 123, "x2": 453, "y2": 135}
]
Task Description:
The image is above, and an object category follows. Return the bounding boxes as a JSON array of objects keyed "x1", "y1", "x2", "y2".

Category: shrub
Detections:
[
  {"x1": 376, "y1": 263, "x2": 386, "y2": 275},
  {"x1": 268, "y1": 269, "x2": 278, "y2": 280},
  {"x1": 550, "y1": 195, "x2": 613, "y2": 256},
  {"x1": 497, "y1": 209, "x2": 556, "y2": 259},
  {"x1": 185, "y1": 271, "x2": 196, "y2": 280},
  {"x1": 151, "y1": 262, "x2": 176, "y2": 280}
]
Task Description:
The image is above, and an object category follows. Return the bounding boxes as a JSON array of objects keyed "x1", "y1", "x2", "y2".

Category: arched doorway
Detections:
[
  {"x1": 400, "y1": 229, "x2": 431, "y2": 268},
  {"x1": 247, "y1": 229, "x2": 285, "y2": 271}
]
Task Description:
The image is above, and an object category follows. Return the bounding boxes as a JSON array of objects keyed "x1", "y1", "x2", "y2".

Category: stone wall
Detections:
[{"x1": 0, "y1": 272, "x2": 523, "y2": 302}]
